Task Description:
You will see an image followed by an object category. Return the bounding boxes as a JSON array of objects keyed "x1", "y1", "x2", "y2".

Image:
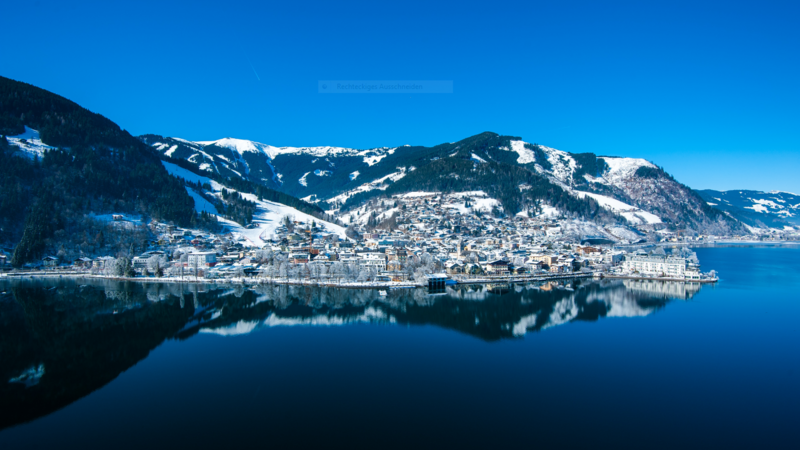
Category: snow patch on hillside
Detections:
[
  {"x1": 509, "y1": 140, "x2": 536, "y2": 164},
  {"x1": 442, "y1": 192, "x2": 499, "y2": 215},
  {"x1": 162, "y1": 161, "x2": 212, "y2": 185},
  {"x1": 576, "y1": 191, "x2": 661, "y2": 224},
  {"x1": 583, "y1": 174, "x2": 608, "y2": 185},
  {"x1": 186, "y1": 187, "x2": 218, "y2": 215},
  {"x1": 540, "y1": 145, "x2": 577, "y2": 184},
  {"x1": 471, "y1": 153, "x2": 487, "y2": 163},
  {"x1": 165, "y1": 145, "x2": 178, "y2": 157},
  {"x1": 201, "y1": 137, "x2": 264, "y2": 155},
  {"x1": 599, "y1": 157, "x2": 656, "y2": 185},
  {"x1": 540, "y1": 205, "x2": 560, "y2": 217},
  {"x1": 505, "y1": 140, "x2": 576, "y2": 184},
  {"x1": 299, "y1": 172, "x2": 310, "y2": 187},
  {"x1": 7, "y1": 126, "x2": 58, "y2": 158},
  {"x1": 398, "y1": 191, "x2": 438, "y2": 198},
  {"x1": 364, "y1": 154, "x2": 387, "y2": 166},
  {"x1": 746, "y1": 203, "x2": 768, "y2": 213},
  {"x1": 350, "y1": 171, "x2": 360, "y2": 180}
]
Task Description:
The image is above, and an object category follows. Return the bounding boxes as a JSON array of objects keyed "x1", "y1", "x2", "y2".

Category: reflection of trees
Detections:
[
  {"x1": 0, "y1": 277, "x2": 701, "y2": 430},
  {"x1": 1, "y1": 279, "x2": 195, "y2": 431}
]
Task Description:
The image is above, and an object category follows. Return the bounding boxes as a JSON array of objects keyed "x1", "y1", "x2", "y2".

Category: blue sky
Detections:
[{"x1": 1, "y1": 0, "x2": 798, "y2": 193}]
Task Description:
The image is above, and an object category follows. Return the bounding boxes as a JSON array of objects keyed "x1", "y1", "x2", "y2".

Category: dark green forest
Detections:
[{"x1": 0, "y1": 76, "x2": 204, "y2": 265}]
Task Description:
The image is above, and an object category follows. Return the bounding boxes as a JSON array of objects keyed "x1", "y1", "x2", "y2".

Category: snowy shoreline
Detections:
[
  {"x1": 0, "y1": 272, "x2": 421, "y2": 289},
  {"x1": 1, "y1": 271, "x2": 597, "y2": 288}
]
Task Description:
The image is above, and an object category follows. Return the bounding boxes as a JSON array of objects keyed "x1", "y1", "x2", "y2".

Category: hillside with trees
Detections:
[{"x1": 0, "y1": 76, "x2": 202, "y2": 265}]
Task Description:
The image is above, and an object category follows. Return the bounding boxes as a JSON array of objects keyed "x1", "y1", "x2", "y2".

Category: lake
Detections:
[{"x1": 1, "y1": 246, "x2": 798, "y2": 449}]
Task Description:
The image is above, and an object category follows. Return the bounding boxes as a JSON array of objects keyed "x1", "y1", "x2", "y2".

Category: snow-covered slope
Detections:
[
  {"x1": 598, "y1": 157, "x2": 656, "y2": 186},
  {"x1": 575, "y1": 191, "x2": 661, "y2": 225},
  {"x1": 162, "y1": 161, "x2": 346, "y2": 247},
  {"x1": 6, "y1": 126, "x2": 57, "y2": 158},
  {"x1": 197, "y1": 137, "x2": 371, "y2": 160},
  {"x1": 140, "y1": 134, "x2": 401, "y2": 199}
]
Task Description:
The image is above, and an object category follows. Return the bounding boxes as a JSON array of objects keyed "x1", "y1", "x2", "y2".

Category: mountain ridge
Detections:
[{"x1": 142, "y1": 131, "x2": 747, "y2": 234}]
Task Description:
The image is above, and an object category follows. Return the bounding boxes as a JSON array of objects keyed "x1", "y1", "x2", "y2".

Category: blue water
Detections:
[{"x1": 1, "y1": 246, "x2": 798, "y2": 449}]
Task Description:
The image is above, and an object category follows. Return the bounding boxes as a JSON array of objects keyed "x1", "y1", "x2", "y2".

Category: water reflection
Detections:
[{"x1": 0, "y1": 277, "x2": 702, "y2": 430}]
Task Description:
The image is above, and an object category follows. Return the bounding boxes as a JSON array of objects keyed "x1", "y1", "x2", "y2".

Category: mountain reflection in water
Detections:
[{"x1": 0, "y1": 277, "x2": 702, "y2": 430}]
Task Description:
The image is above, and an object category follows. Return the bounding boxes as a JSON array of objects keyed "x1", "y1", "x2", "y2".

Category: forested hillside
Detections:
[
  {"x1": 343, "y1": 154, "x2": 618, "y2": 223},
  {"x1": 0, "y1": 76, "x2": 202, "y2": 265}
]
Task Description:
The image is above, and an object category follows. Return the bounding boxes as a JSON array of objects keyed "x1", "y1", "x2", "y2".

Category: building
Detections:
[
  {"x1": 484, "y1": 260, "x2": 509, "y2": 275},
  {"x1": 132, "y1": 256, "x2": 149, "y2": 271},
  {"x1": 426, "y1": 273, "x2": 448, "y2": 289},
  {"x1": 603, "y1": 252, "x2": 624, "y2": 265},
  {"x1": 93, "y1": 256, "x2": 115, "y2": 269},
  {"x1": 42, "y1": 256, "x2": 58, "y2": 268},
  {"x1": 622, "y1": 254, "x2": 700, "y2": 279},
  {"x1": 187, "y1": 252, "x2": 217, "y2": 268},
  {"x1": 74, "y1": 257, "x2": 93, "y2": 269},
  {"x1": 359, "y1": 252, "x2": 387, "y2": 271}
]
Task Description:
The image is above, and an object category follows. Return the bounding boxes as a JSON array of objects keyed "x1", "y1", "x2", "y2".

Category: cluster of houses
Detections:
[{"x1": 0, "y1": 190, "x2": 743, "y2": 282}]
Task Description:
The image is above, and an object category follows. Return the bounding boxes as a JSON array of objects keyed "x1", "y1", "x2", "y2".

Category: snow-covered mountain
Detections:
[
  {"x1": 139, "y1": 134, "x2": 397, "y2": 193},
  {"x1": 697, "y1": 189, "x2": 800, "y2": 230},
  {"x1": 140, "y1": 132, "x2": 745, "y2": 234},
  {"x1": 467, "y1": 137, "x2": 740, "y2": 233}
]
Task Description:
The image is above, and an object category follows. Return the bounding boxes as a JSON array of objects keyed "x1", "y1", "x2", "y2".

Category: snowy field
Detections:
[{"x1": 7, "y1": 126, "x2": 57, "y2": 158}]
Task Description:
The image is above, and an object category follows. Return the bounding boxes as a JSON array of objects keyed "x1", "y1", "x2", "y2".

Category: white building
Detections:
[
  {"x1": 187, "y1": 252, "x2": 217, "y2": 268},
  {"x1": 621, "y1": 254, "x2": 701, "y2": 279},
  {"x1": 358, "y1": 252, "x2": 386, "y2": 271}
]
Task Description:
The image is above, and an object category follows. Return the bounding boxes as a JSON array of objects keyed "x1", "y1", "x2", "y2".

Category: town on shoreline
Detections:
[{"x1": 3, "y1": 188, "x2": 775, "y2": 288}]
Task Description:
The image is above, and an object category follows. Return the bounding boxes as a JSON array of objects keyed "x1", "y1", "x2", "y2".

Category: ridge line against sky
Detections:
[{"x1": 1, "y1": 0, "x2": 797, "y2": 193}]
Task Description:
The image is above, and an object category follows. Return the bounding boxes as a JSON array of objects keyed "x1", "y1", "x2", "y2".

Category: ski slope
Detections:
[{"x1": 162, "y1": 161, "x2": 346, "y2": 247}]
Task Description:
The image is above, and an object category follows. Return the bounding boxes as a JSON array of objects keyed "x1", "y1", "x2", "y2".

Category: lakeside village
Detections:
[{"x1": 3, "y1": 190, "x2": 785, "y2": 288}]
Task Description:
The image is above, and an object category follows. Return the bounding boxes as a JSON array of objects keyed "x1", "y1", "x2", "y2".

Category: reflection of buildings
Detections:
[
  {"x1": 622, "y1": 279, "x2": 702, "y2": 300},
  {"x1": 486, "y1": 284, "x2": 511, "y2": 295}
]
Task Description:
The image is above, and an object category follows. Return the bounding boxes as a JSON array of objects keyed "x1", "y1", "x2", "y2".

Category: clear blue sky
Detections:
[{"x1": 2, "y1": 0, "x2": 798, "y2": 193}]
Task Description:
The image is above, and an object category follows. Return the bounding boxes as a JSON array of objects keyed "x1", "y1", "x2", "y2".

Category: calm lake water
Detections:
[{"x1": 1, "y1": 246, "x2": 798, "y2": 449}]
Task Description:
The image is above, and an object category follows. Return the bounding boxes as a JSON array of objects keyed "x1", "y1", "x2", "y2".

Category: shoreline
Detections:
[
  {"x1": 0, "y1": 272, "x2": 422, "y2": 289},
  {"x1": 615, "y1": 240, "x2": 800, "y2": 249},
  {"x1": 3, "y1": 271, "x2": 601, "y2": 289}
]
